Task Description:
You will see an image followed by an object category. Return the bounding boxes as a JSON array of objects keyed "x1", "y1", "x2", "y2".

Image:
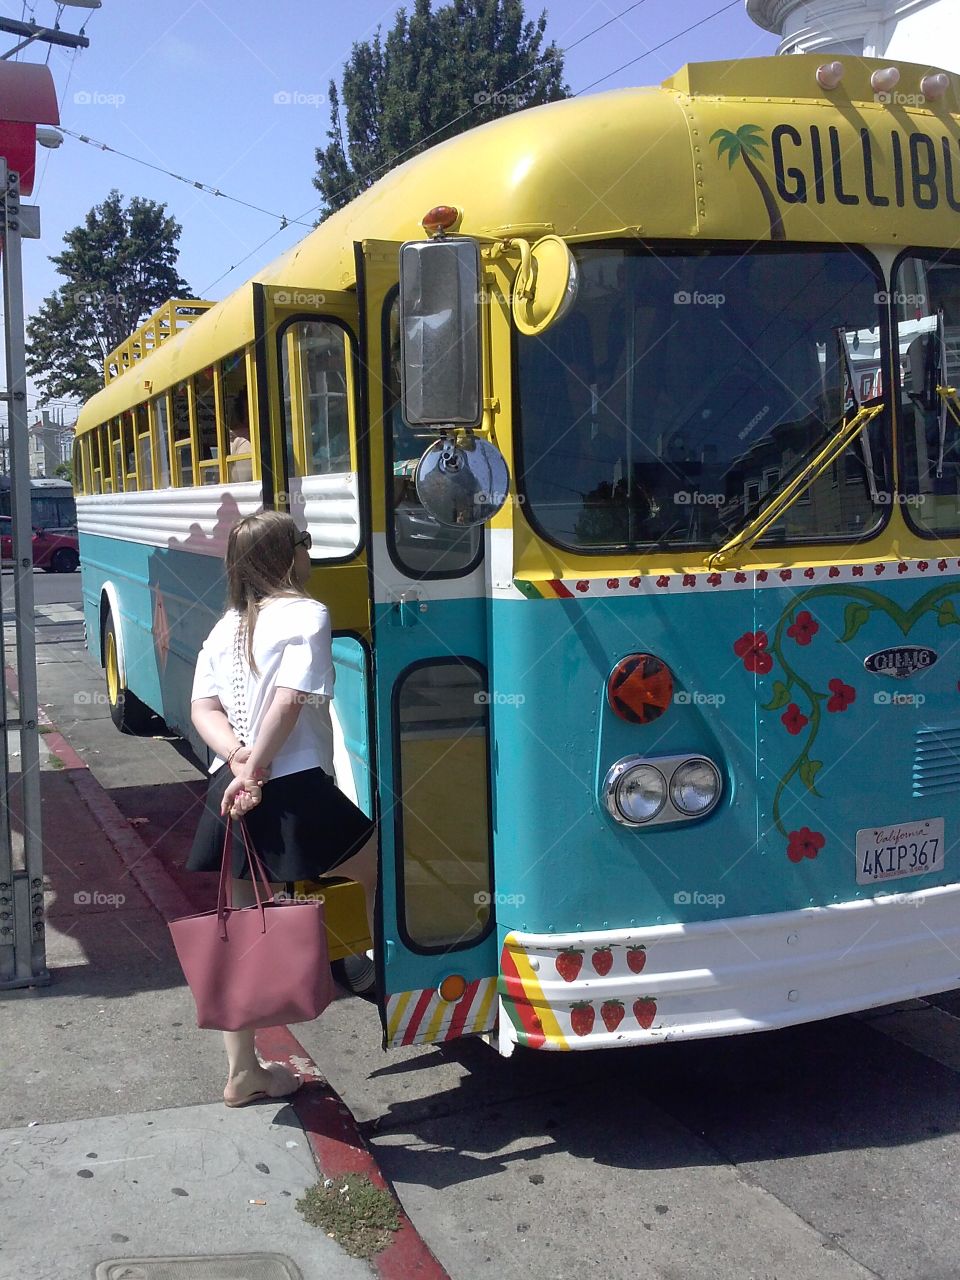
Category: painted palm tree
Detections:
[{"x1": 711, "y1": 125, "x2": 785, "y2": 241}]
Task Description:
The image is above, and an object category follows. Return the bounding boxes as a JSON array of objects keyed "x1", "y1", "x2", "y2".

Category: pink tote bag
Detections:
[{"x1": 169, "y1": 817, "x2": 334, "y2": 1031}]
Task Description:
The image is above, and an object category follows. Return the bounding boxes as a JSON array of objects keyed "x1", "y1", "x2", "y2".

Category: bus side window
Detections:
[
  {"x1": 135, "y1": 403, "x2": 153, "y2": 489},
  {"x1": 395, "y1": 661, "x2": 493, "y2": 948},
  {"x1": 222, "y1": 348, "x2": 254, "y2": 483},
  {"x1": 171, "y1": 381, "x2": 194, "y2": 486},
  {"x1": 92, "y1": 427, "x2": 104, "y2": 494},
  {"x1": 109, "y1": 418, "x2": 123, "y2": 493},
  {"x1": 195, "y1": 364, "x2": 222, "y2": 485},
  {"x1": 153, "y1": 394, "x2": 172, "y2": 488},
  {"x1": 123, "y1": 412, "x2": 138, "y2": 491},
  {"x1": 280, "y1": 321, "x2": 351, "y2": 477}
]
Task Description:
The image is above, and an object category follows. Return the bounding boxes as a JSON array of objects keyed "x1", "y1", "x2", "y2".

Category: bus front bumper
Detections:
[{"x1": 497, "y1": 884, "x2": 960, "y2": 1055}]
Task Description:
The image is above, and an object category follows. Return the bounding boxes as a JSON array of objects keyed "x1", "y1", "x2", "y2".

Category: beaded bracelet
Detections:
[{"x1": 225, "y1": 746, "x2": 241, "y2": 767}]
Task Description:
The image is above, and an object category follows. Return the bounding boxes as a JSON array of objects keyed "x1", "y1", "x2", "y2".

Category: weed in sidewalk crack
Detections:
[{"x1": 296, "y1": 1173, "x2": 400, "y2": 1259}]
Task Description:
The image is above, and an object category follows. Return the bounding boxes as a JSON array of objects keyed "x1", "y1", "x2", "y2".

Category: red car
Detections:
[{"x1": 0, "y1": 515, "x2": 80, "y2": 573}]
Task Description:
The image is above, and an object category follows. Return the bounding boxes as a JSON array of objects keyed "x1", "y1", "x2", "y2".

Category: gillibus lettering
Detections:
[
  {"x1": 771, "y1": 123, "x2": 960, "y2": 211},
  {"x1": 73, "y1": 53, "x2": 960, "y2": 1058}
]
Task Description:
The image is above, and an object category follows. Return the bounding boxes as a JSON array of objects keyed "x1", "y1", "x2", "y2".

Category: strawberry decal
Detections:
[
  {"x1": 570, "y1": 1002, "x2": 595, "y2": 1037},
  {"x1": 633, "y1": 997, "x2": 657, "y2": 1030},
  {"x1": 555, "y1": 948, "x2": 584, "y2": 983},
  {"x1": 626, "y1": 945, "x2": 647, "y2": 974},
  {"x1": 600, "y1": 999, "x2": 625, "y2": 1032},
  {"x1": 591, "y1": 946, "x2": 613, "y2": 976}
]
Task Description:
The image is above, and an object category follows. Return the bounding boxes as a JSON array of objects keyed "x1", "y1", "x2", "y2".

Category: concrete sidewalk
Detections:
[{"x1": 1, "y1": 693, "x2": 449, "y2": 1280}]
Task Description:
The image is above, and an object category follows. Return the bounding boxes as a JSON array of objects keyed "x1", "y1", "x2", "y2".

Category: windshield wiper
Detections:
[{"x1": 706, "y1": 403, "x2": 883, "y2": 569}]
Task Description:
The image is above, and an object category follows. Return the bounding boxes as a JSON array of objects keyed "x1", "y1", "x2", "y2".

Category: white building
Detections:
[{"x1": 746, "y1": 0, "x2": 958, "y2": 70}]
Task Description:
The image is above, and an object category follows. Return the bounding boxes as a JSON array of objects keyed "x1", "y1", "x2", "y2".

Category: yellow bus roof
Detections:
[{"x1": 77, "y1": 53, "x2": 959, "y2": 435}]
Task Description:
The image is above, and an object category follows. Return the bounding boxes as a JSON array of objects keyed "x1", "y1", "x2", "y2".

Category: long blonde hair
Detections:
[{"x1": 225, "y1": 510, "x2": 306, "y2": 672}]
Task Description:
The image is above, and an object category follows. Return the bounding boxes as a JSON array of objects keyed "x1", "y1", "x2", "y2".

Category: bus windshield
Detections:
[{"x1": 516, "y1": 244, "x2": 889, "y2": 553}]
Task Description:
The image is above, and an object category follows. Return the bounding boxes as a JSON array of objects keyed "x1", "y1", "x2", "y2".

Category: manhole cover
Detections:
[{"x1": 94, "y1": 1256, "x2": 304, "y2": 1280}]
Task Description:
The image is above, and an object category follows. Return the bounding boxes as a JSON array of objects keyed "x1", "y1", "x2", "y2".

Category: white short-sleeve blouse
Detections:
[{"x1": 191, "y1": 595, "x2": 335, "y2": 780}]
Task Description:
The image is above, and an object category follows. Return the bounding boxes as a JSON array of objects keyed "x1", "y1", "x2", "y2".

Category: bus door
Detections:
[
  {"x1": 357, "y1": 239, "x2": 500, "y2": 1049},
  {"x1": 258, "y1": 284, "x2": 376, "y2": 955}
]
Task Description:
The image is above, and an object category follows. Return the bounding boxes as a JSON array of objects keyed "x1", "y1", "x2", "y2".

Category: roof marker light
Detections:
[
  {"x1": 816, "y1": 61, "x2": 844, "y2": 91},
  {"x1": 421, "y1": 205, "x2": 460, "y2": 237},
  {"x1": 920, "y1": 72, "x2": 950, "y2": 102},
  {"x1": 871, "y1": 67, "x2": 901, "y2": 96}
]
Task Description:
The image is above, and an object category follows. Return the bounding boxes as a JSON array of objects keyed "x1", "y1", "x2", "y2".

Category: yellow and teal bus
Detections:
[{"x1": 76, "y1": 53, "x2": 960, "y2": 1054}]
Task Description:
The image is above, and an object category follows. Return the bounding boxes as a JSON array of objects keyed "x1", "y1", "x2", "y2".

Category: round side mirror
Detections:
[
  {"x1": 512, "y1": 235, "x2": 579, "y2": 337},
  {"x1": 415, "y1": 434, "x2": 510, "y2": 527}
]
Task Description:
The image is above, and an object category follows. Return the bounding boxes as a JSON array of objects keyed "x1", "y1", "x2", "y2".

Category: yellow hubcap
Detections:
[{"x1": 105, "y1": 631, "x2": 120, "y2": 705}]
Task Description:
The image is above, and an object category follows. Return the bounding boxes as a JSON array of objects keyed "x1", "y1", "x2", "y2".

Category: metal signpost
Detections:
[{"x1": 0, "y1": 161, "x2": 48, "y2": 987}]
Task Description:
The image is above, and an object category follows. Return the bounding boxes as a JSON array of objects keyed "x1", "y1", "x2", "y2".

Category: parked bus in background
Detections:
[
  {"x1": 74, "y1": 54, "x2": 960, "y2": 1055},
  {"x1": 0, "y1": 476, "x2": 76, "y2": 531}
]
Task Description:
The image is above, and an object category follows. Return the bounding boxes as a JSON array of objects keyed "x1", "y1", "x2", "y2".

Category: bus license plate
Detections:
[{"x1": 856, "y1": 818, "x2": 945, "y2": 885}]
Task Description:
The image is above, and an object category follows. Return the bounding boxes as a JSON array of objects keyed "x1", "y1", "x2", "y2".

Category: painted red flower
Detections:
[
  {"x1": 780, "y1": 569, "x2": 793, "y2": 581},
  {"x1": 656, "y1": 575, "x2": 670, "y2": 588},
  {"x1": 786, "y1": 610, "x2": 819, "y2": 646},
  {"x1": 939, "y1": 560, "x2": 948, "y2": 572},
  {"x1": 734, "y1": 572, "x2": 747, "y2": 583},
  {"x1": 852, "y1": 565, "x2": 864, "y2": 577},
  {"x1": 733, "y1": 631, "x2": 773, "y2": 675},
  {"x1": 682, "y1": 574, "x2": 696, "y2": 587},
  {"x1": 707, "y1": 573, "x2": 722, "y2": 586},
  {"x1": 829, "y1": 566, "x2": 841, "y2": 578},
  {"x1": 576, "y1": 580, "x2": 589, "y2": 593},
  {"x1": 787, "y1": 827, "x2": 825, "y2": 863},
  {"x1": 757, "y1": 570, "x2": 768, "y2": 582},
  {"x1": 897, "y1": 562, "x2": 909, "y2": 574},
  {"x1": 607, "y1": 578, "x2": 620, "y2": 589},
  {"x1": 918, "y1": 561, "x2": 929, "y2": 572},
  {"x1": 803, "y1": 567, "x2": 815, "y2": 579},
  {"x1": 781, "y1": 702, "x2": 809, "y2": 735},
  {"x1": 875, "y1": 564, "x2": 885, "y2": 575},
  {"x1": 629, "y1": 576, "x2": 641, "y2": 588},
  {"x1": 827, "y1": 678, "x2": 856, "y2": 712}
]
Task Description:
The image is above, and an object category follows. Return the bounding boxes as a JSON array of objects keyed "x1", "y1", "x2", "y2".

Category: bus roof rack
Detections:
[{"x1": 103, "y1": 298, "x2": 215, "y2": 385}]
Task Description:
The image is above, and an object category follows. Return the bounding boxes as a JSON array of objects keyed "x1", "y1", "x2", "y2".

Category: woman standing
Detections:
[{"x1": 188, "y1": 510, "x2": 377, "y2": 1108}]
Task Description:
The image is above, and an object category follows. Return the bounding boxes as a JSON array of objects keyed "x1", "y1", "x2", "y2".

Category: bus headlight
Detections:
[
  {"x1": 604, "y1": 760, "x2": 667, "y2": 825},
  {"x1": 603, "y1": 753, "x2": 722, "y2": 827},
  {"x1": 670, "y1": 757, "x2": 721, "y2": 817}
]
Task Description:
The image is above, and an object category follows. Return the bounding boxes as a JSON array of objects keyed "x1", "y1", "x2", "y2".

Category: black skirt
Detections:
[{"x1": 187, "y1": 764, "x2": 375, "y2": 882}]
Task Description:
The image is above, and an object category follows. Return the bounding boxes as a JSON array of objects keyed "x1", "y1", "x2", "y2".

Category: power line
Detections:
[{"x1": 58, "y1": 127, "x2": 311, "y2": 229}]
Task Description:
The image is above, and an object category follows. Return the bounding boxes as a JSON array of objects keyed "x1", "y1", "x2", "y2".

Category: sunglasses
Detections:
[{"x1": 295, "y1": 531, "x2": 313, "y2": 551}]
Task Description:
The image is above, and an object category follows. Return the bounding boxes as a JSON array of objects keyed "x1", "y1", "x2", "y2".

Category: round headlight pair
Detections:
[{"x1": 604, "y1": 755, "x2": 721, "y2": 827}]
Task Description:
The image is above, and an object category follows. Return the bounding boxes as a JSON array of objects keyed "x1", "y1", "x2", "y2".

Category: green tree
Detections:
[
  {"x1": 27, "y1": 190, "x2": 193, "y2": 403},
  {"x1": 54, "y1": 459, "x2": 73, "y2": 484},
  {"x1": 315, "y1": 0, "x2": 568, "y2": 216}
]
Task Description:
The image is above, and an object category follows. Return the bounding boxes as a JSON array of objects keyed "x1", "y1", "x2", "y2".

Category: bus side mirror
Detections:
[{"x1": 399, "y1": 238, "x2": 482, "y2": 428}]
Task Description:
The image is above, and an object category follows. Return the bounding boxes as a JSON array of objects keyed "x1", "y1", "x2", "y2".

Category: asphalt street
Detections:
[{"x1": 6, "y1": 567, "x2": 960, "y2": 1280}]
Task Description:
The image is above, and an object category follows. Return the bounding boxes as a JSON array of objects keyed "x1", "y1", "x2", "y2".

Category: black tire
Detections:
[
  {"x1": 102, "y1": 611, "x2": 153, "y2": 735},
  {"x1": 51, "y1": 548, "x2": 79, "y2": 573},
  {"x1": 332, "y1": 952, "x2": 377, "y2": 999}
]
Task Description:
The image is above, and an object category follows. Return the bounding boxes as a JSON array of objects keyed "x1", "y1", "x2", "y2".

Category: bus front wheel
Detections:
[{"x1": 103, "y1": 612, "x2": 152, "y2": 735}]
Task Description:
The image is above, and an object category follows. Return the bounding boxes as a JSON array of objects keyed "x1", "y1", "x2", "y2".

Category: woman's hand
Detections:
[{"x1": 221, "y1": 774, "x2": 264, "y2": 818}]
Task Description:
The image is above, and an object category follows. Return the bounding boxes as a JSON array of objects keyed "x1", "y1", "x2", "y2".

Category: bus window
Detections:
[
  {"x1": 153, "y1": 394, "x2": 171, "y2": 488},
  {"x1": 109, "y1": 419, "x2": 124, "y2": 493},
  {"x1": 122, "y1": 412, "x2": 138, "y2": 490},
  {"x1": 222, "y1": 349, "x2": 253, "y2": 482},
  {"x1": 195, "y1": 365, "x2": 221, "y2": 485},
  {"x1": 91, "y1": 428, "x2": 103, "y2": 494},
  {"x1": 171, "y1": 381, "x2": 193, "y2": 486},
  {"x1": 516, "y1": 245, "x2": 888, "y2": 553},
  {"x1": 385, "y1": 295, "x2": 481, "y2": 574},
  {"x1": 280, "y1": 321, "x2": 350, "y2": 477},
  {"x1": 395, "y1": 661, "x2": 492, "y2": 949},
  {"x1": 135, "y1": 403, "x2": 153, "y2": 490},
  {"x1": 895, "y1": 253, "x2": 960, "y2": 537}
]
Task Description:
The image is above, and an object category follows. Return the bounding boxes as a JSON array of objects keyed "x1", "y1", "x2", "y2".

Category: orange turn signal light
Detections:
[
  {"x1": 438, "y1": 973, "x2": 467, "y2": 1003},
  {"x1": 421, "y1": 204, "x2": 460, "y2": 236},
  {"x1": 607, "y1": 654, "x2": 674, "y2": 725}
]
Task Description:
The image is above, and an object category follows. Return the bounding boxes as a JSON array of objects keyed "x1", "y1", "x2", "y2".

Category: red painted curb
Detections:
[
  {"x1": 29, "y1": 677, "x2": 452, "y2": 1280},
  {"x1": 5, "y1": 664, "x2": 87, "y2": 770}
]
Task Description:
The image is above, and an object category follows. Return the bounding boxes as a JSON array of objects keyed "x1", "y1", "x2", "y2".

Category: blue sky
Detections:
[{"x1": 12, "y1": 0, "x2": 777, "y2": 411}]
